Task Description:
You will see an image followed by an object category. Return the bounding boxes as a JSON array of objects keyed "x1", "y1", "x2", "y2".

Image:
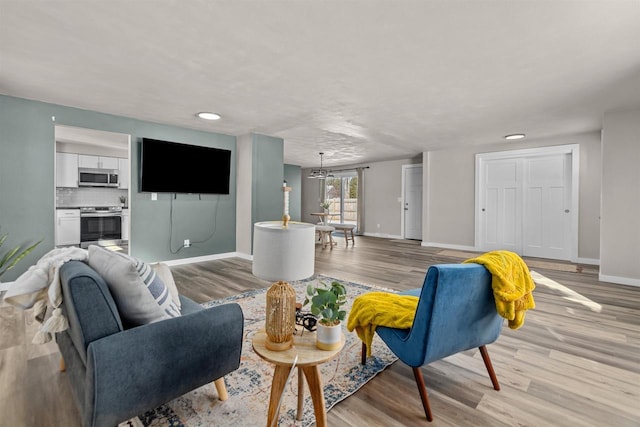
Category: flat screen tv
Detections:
[{"x1": 140, "y1": 138, "x2": 231, "y2": 194}]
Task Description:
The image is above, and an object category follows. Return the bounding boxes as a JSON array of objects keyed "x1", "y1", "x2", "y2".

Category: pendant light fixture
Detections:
[{"x1": 307, "y1": 152, "x2": 334, "y2": 179}]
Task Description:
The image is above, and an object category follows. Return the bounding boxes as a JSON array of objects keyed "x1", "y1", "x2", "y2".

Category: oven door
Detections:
[{"x1": 81, "y1": 215, "x2": 122, "y2": 245}]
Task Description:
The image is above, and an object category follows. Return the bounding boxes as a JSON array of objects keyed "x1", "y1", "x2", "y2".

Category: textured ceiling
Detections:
[{"x1": 1, "y1": 1, "x2": 639, "y2": 168}]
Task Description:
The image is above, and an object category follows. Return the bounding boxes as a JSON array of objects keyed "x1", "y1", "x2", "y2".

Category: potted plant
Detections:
[
  {"x1": 304, "y1": 280, "x2": 347, "y2": 350},
  {"x1": 0, "y1": 227, "x2": 41, "y2": 280},
  {"x1": 119, "y1": 195, "x2": 126, "y2": 207},
  {"x1": 320, "y1": 201, "x2": 330, "y2": 212}
]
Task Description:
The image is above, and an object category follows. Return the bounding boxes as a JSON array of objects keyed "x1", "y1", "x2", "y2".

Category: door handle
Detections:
[{"x1": 404, "y1": 208, "x2": 409, "y2": 210}]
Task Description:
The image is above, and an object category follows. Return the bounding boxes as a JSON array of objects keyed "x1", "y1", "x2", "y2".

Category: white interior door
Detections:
[
  {"x1": 476, "y1": 145, "x2": 578, "y2": 261},
  {"x1": 523, "y1": 154, "x2": 572, "y2": 259},
  {"x1": 403, "y1": 165, "x2": 423, "y2": 240},
  {"x1": 481, "y1": 159, "x2": 522, "y2": 252}
]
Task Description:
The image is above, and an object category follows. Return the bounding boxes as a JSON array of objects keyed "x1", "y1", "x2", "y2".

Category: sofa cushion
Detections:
[
  {"x1": 152, "y1": 262, "x2": 181, "y2": 311},
  {"x1": 88, "y1": 246, "x2": 181, "y2": 327}
]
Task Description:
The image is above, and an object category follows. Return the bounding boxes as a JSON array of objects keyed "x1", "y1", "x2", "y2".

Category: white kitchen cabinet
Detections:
[
  {"x1": 121, "y1": 209, "x2": 129, "y2": 241},
  {"x1": 56, "y1": 209, "x2": 80, "y2": 246},
  {"x1": 78, "y1": 154, "x2": 119, "y2": 169},
  {"x1": 118, "y1": 157, "x2": 129, "y2": 189},
  {"x1": 56, "y1": 153, "x2": 78, "y2": 187}
]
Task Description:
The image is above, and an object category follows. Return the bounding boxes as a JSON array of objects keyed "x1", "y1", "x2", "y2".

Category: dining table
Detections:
[{"x1": 309, "y1": 212, "x2": 333, "y2": 225}]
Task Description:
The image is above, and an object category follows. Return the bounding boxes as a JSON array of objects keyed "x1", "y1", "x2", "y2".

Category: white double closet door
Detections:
[{"x1": 476, "y1": 145, "x2": 579, "y2": 261}]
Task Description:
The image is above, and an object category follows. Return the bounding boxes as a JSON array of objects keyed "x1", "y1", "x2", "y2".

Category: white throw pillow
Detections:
[
  {"x1": 152, "y1": 262, "x2": 181, "y2": 310},
  {"x1": 88, "y1": 246, "x2": 181, "y2": 326}
]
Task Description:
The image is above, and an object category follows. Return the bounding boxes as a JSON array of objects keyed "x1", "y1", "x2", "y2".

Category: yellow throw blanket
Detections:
[
  {"x1": 347, "y1": 292, "x2": 419, "y2": 357},
  {"x1": 464, "y1": 250, "x2": 535, "y2": 330}
]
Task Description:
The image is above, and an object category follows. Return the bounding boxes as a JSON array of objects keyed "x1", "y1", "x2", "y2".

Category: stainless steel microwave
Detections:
[{"x1": 78, "y1": 168, "x2": 119, "y2": 187}]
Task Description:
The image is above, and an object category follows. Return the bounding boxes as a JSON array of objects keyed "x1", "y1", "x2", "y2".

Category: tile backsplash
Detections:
[{"x1": 56, "y1": 187, "x2": 128, "y2": 207}]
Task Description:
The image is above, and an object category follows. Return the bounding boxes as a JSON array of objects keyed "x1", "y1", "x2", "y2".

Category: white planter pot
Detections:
[{"x1": 316, "y1": 322, "x2": 342, "y2": 350}]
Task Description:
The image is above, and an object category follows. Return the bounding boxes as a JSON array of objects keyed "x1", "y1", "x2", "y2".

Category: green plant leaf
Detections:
[
  {"x1": 321, "y1": 308, "x2": 334, "y2": 320},
  {"x1": 306, "y1": 284, "x2": 316, "y2": 297},
  {"x1": 0, "y1": 246, "x2": 20, "y2": 269},
  {"x1": 4, "y1": 239, "x2": 42, "y2": 272},
  {"x1": 0, "y1": 229, "x2": 42, "y2": 278}
]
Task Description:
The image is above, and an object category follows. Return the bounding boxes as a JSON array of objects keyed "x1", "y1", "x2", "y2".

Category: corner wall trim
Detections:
[{"x1": 598, "y1": 274, "x2": 640, "y2": 287}]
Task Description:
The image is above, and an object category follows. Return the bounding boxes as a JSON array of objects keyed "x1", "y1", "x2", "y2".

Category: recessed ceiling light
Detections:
[
  {"x1": 504, "y1": 133, "x2": 526, "y2": 140},
  {"x1": 197, "y1": 112, "x2": 221, "y2": 121}
]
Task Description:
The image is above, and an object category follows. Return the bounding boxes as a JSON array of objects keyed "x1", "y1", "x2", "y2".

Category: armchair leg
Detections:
[
  {"x1": 361, "y1": 342, "x2": 367, "y2": 365},
  {"x1": 214, "y1": 377, "x2": 229, "y2": 401},
  {"x1": 59, "y1": 356, "x2": 66, "y2": 372},
  {"x1": 479, "y1": 345, "x2": 500, "y2": 391},
  {"x1": 412, "y1": 367, "x2": 433, "y2": 422}
]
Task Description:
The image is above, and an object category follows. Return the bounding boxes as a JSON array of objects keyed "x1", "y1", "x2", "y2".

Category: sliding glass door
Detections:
[{"x1": 324, "y1": 173, "x2": 358, "y2": 228}]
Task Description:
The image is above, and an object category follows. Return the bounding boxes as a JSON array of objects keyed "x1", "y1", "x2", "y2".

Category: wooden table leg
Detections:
[
  {"x1": 267, "y1": 365, "x2": 292, "y2": 427},
  {"x1": 214, "y1": 377, "x2": 228, "y2": 401},
  {"x1": 296, "y1": 367, "x2": 304, "y2": 420},
  {"x1": 301, "y1": 365, "x2": 327, "y2": 427}
]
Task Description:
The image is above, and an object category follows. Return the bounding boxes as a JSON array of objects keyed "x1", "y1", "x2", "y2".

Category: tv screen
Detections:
[{"x1": 140, "y1": 138, "x2": 231, "y2": 194}]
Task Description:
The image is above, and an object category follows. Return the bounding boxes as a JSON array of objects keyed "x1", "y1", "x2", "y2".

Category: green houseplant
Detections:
[
  {"x1": 304, "y1": 280, "x2": 347, "y2": 350},
  {"x1": 0, "y1": 227, "x2": 41, "y2": 280}
]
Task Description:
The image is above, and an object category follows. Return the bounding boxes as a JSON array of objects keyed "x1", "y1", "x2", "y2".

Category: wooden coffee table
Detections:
[{"x1": 252, "y1": 329, "x2": 345, "y2": 427}]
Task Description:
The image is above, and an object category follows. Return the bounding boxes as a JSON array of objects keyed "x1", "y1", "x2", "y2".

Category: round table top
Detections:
[{"x1": 252, "y1": 329, "x2": 345, "y2": 367}]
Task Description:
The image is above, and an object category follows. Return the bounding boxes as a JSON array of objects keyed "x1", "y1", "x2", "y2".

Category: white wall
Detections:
[
  {"x1": 423, "y1": 131, "x2": 602, "y2": 261},
  {"x1": 235, "y1": 134, "x2": 253, "y2": 257},
  {"x1": 600, "y1": 109, "x2": 640, "y2": 286}
]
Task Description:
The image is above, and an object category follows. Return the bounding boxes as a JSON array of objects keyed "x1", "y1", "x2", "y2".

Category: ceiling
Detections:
[{"x1": 1, "y1": 1, "x2": 639, "y2": 168}]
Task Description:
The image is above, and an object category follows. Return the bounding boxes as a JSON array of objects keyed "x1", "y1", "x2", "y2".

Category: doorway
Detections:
[
  {"x1": 324, "y1": 173, "x2": 358, "y2": 228},
  {"x1": 475, "y1": 145, "x2": 579, "y2": 261},
  {"x1": 54, "y1": 125, "x2": 131, "y2": 254},
  {"x1": 402, "y1": 164, "x2": 423, "y2": 240}
]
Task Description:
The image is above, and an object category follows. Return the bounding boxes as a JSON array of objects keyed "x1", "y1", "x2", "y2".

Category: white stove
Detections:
[{"x1": 80, "y1": 206, "x2": 123, "y2": 248}]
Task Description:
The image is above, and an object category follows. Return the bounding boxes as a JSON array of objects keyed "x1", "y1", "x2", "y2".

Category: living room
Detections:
[{"x1": 1, "y1": 1, "x2": 639, "y2": 426}]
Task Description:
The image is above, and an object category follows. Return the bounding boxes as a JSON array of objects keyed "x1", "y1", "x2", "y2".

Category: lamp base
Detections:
[{"x1": 265, "y1": 337, "x2": 293, "y2": 351}]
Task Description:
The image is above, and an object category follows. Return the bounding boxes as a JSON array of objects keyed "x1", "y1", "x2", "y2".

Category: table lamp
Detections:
[{"x1": 253, "y1": 221, "x2": 315, "y2": 351}]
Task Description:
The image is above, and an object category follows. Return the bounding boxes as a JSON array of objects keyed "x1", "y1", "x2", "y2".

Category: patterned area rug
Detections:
[{"x1": 132, "y1": 275, "x2": 398, "y2": 427}]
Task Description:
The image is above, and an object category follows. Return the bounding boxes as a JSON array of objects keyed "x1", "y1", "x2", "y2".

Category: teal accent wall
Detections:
[
  {"x1": 284, "y1": 164, "x2": 302, "y2": 221},
  {"x1": 251, "y1": 134, "x2": 285, "y2": 226},
  {"x1": 0, "y1": 95, "x2": 236, "y2": 280}
]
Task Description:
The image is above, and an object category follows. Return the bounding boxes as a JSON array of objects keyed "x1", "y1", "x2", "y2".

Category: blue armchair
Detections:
[
  {"x1": 361, "y1": 263, "x2": 503, "y2": 422},
  {"x1": 56, "y1": 260, "x2": 244, "y2": 427}
]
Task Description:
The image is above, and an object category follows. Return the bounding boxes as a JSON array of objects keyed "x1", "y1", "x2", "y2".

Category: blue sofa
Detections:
[{"x1": 56, "y1": 260, "x2": 244, "y2": 427}]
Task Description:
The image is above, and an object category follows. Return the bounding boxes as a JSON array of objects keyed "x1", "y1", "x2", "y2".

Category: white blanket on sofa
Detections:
[{"x1": 2, "y1": 247, "x2": 88, "y2": 344}]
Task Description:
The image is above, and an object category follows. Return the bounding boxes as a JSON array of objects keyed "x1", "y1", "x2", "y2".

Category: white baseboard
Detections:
[
  {"x1": 598, "y1": 274, "x2": 640, "y2": 287},
  {"x1": 363, "y1": 232, "x2": 403, "y2": 239},
  {"x1": 234, "y1": 252, "x2": 253, "y2": 261},
  {"x1": 161, "y1": 251, "x2": 239, "y2": 266},
  {"x1": 577, "y1": 257, "x2": 599, "y2": 266},
  {"x1": 421, "y1": 241, "x2": 477, "y2": 251}
]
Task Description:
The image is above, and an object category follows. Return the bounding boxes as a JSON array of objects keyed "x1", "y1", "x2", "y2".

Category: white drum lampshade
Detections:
[{"x1": 253, "y1": 221, "x2": 315, "y2": 351}]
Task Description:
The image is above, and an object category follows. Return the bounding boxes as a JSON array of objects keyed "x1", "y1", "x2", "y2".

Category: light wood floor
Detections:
[{"x1": 1, "y1": 236, "x2": 639, "y2": 426}]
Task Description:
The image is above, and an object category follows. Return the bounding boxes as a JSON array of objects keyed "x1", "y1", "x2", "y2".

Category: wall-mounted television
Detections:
[{"x1": 140, "y1": 138, "x2": 231, "y2": 194}]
